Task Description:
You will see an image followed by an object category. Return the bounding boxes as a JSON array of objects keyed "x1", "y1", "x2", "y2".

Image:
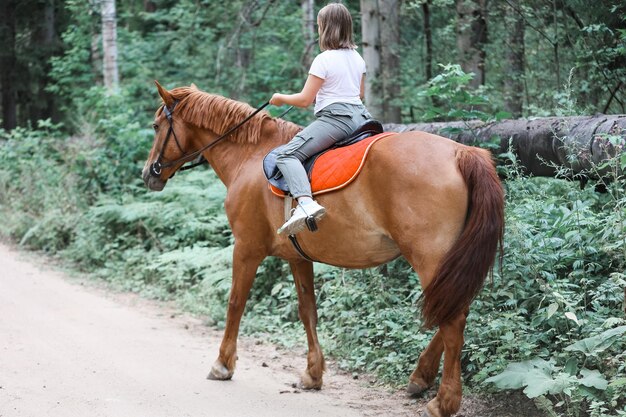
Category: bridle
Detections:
[{"x1": 149, "y1": 100, "x2": 272, "y2": 178}]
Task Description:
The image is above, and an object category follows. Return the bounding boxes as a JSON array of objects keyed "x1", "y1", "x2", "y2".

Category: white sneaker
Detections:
[{"x1": 277, "y1": 201, "x2": 326, "y2": 235}]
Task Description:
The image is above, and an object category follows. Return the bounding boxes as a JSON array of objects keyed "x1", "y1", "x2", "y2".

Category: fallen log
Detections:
[{"x1": 383, "y1": 115, "x2": 626, "y2": 178}]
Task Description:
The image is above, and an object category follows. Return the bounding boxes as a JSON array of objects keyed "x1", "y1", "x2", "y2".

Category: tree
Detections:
[
  {"x1": 455, "y1": 0, "x2": 486, "y2": 88},
  {"x1": 361, "y1": 0, "x2": 383, "y2": 119},
  {"x1": 0, "y1": 0, "x2": 17, "y2": 130},
  {"x1": 379, "y1": 0, "x2": 401, "y2": 122},
  {"x1": 101, "y1": 0, "x2": 119, "y2": 91},
  {"x1": 301, "y1": 0, "x2": 316, "y2": 69},
  {"x1": 422, "y1": 0, "x2": 433, "y2": 81},
  {"x1": 504, "y1": 0, "x2": 525, "y2": 117},
  {"x1": 360, "y1": 0, "x2": 401, "y2": 122}
]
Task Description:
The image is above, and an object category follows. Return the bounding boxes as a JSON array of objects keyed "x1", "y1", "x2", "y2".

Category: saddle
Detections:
[{"x1": 263, "y1": 120, "x2": 392, "y2": 196}]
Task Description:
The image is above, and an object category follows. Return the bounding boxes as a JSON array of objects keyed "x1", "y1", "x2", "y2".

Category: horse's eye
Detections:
[{"x1": 152, "y1": 123, "x2": 159, "y2": 131}]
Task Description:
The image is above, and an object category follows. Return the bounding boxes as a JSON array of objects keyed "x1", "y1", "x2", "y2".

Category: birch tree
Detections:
[{"x1": 101, "y1": 0, "x2": 119, "y2": 91}]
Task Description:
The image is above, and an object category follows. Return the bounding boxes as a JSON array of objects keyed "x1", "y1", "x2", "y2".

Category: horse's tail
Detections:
[{"x1": 421, "y1": 146, "x2": 505, "y2": 328}]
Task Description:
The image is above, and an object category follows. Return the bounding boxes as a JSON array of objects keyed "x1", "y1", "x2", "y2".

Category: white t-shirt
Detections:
[{"x1": 309, "y1": 49, "x2": 366, "y2": 114}]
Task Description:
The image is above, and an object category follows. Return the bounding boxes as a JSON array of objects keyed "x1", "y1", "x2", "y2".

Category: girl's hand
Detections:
[
  {"x1": 270, "y1": 75, "x2": 322, "y2": 108},
  {"x1": 270, "y1": 93, "x2": 284, "y2": 106}
]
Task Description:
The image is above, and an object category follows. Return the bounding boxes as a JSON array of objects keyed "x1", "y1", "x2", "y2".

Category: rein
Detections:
[
  {"x1": 150, "y1": 100, "x2": 272, "y2": 177},
  {"x1": 179, "y1": 104, "x2": 295, "y2": 173}
]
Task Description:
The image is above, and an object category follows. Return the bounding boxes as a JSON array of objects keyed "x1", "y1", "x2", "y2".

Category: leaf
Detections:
[
  {"x1": 485, "y1": 363, "x2": 530, "y2": 389},
  {"x1": 485, "y1": 359, "x2": 552, "y2": 390},
  {"x1": 609, "y1": 377, "x2": 626, "y2": 388},
  {"x1": 564, "y1": 357, "x2": 578, "y2": 376},
  {"x1": 578, "y1": 369, "x2": 608, "y2": 390},
  {"x1": 523, "y1": 371, "x2": 572, "y2": 398},
  {"x1": 270, "y1": 282, "x2": 283, "y2": 296},
  {"x1": 546, "y1": 303, "x2": 558, "y2": 319},
  {"x1": 565, "y1": 312, "x2": 579, "y2": 325},
  {"x1": 522, "y1": 369, "x2": 556, "y2": 398},
  {"x1": 565, "y1": 326, "x2": 626, "y2": 356}
]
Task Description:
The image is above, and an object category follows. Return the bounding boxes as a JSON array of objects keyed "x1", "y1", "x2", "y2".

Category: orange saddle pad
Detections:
[{"x1": 269, "y1": 132, "x2": 397, "y2": 197}]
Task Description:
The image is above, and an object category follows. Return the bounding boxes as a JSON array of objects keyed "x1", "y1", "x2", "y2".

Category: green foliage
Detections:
[
  {"x1": 472, "y1": 150, "x2": 626, "y2": 416},
  {"x1": 415, "y1": 64, "x2": 497, "y2": 122},
  {"x1": 0, "y1": 120, "x2": 86, "y2": 250}
]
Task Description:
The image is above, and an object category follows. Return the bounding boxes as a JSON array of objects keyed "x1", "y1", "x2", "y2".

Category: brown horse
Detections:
[{"x1": 142, "y1": 82, "x2": 505, "y2": 417}]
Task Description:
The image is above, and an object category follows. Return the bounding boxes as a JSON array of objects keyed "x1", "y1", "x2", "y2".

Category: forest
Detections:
[{"x1": 0, "y1": 0, "x2": 625, "y2": 416}]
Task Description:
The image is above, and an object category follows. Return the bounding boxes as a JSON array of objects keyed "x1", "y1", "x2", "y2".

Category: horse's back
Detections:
[
  {"x1": 369, "y1": 131, "x2": 464, "y2": 178},
  {"x1": 290, "y1": 131, "x2": 472, "y2": 268},
  {"x1": 359, "y1": 131, "x2": 469, "y2": 204}
]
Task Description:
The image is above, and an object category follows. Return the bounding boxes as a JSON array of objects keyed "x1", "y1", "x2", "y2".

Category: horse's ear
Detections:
[
  {"x1": 155, "y1": 80, "x2": 174, "y2": 108},
  {"x1": 190, "y1": 83, "x2": 198, "y2": 90}
]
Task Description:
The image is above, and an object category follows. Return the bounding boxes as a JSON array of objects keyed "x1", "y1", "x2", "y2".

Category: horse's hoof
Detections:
[
  {"x1": 207, "y1": 361, "x2": 233, "y2": 380},
  {"x1": 407, "y1": 381, "x2": 428, "y2": 396},
  {"x1": 298, "y1": 370, "x2": 323, "y2": 390}
]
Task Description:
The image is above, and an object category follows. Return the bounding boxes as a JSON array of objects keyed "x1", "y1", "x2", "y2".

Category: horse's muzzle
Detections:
[{"x1": 142, "y1": 166, "x2": 166, "y2": 191}]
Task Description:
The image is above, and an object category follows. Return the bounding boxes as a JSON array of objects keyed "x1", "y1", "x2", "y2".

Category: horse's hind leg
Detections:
[
  {"x1": 423, "y1": 311, "x2": 468, "y2": 417},
  {"x1": 400, "y1": 246, "x2": 466, "y2": 416},
  {"x1": 408, "y1": 330, "x2": 443, "y2": 395},
  {"x1": 289, "y1": 259, "x2": 325, "y2": 389}
]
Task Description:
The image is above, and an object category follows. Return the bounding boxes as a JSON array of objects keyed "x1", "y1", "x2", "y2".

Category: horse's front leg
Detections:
[
  {"x1": 289, "y1": 260, "x2": 325, "y2": 389},
  {"x1": 423, "y1": 311, "x2": 468, "y2": 417},
  {"x1": 207, "y1": 243, "x2": 264, "y2": 381}
]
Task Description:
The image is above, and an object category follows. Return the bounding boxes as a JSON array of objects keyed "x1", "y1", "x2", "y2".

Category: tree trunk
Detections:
[
  {"x1": 144, "y1": 0, "x2": 156, "y2": 12},
  {"x1": 378, "y1": 0, "x2": 401, "y2": 123},
  {"x1": 504, "y1": 0, "x2": 525, "y2": 117},
  {"x1": 301, "y1": 0, "x2": 315, "y2": 70},
  {"x1": 101, "y1": 0, "x2": 119, "y2": 91},
  {"x1": 92, "y1": 32, "x2": 103, "y2": 86},
  {"x1": 456, "y1": 0, "x2": 486, "y2": 88},
  {"x1": 384, "y1": 115, "x2": 626, "y2": 178},
  {"x1": 422, "y1": 0, "x2": 433, "y2": 82},
  {"x1": 36, "y1": 0, "x2": 57, "y2": 123},
  {"x1": 42, "y1": 0, "x2": 55, "y2": 44},
  {"x1": 0, "y1": 0, "x2": 17, "y2": 130},
  {"x1": 361, "y1": 0, "x2": 401, "y2": 122},
  {"x1": 360, "y1": 0, "x2": 383, "y2": 120}
]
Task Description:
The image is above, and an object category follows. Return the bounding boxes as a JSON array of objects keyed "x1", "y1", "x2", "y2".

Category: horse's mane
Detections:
[{"x1": 166, "y1": 87, "x2": 299, "y2": 144}]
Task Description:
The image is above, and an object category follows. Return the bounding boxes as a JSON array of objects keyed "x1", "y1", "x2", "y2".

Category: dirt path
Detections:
[
  {"x1": 0, "y1": 243, "x2": 543, "y2": 417},
  {"x1": 0, "y1": 244, "x2": 422, "y2": 417}
]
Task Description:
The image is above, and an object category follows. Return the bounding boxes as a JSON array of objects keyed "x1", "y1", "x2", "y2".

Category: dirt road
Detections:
[
  {"x1": 0, "y1": 243, "x2": 544, "y2": 417},
  {"x1": 0, "y1": 244, "x2": 419, "y2": 417}
]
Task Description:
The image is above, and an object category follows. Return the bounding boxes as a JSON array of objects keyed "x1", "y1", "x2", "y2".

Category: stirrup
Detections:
[{"x1": 305, "y1": 216, "x2": 318, "y2": 232}]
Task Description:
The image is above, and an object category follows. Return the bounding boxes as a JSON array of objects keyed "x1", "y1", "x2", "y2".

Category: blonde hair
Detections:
[{"x1": 317, "y1": 3, "x2": 356, "y2": 51}]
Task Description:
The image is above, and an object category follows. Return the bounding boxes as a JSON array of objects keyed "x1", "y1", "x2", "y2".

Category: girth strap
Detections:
[
  {"x1": 288, "y1": 235, "x2": 317, "y2": 263},
  {"x1": 283, "y1": 197, "x2": 316, "y2": 262}
]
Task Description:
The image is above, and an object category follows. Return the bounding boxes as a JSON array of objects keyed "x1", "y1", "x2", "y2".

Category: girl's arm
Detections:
[
  {"x1": 270, "y1": 74, "x2": 324, "y2": 108},
  {"x1": 360, "y1": 74, "x2": 366, "y2": 100}
]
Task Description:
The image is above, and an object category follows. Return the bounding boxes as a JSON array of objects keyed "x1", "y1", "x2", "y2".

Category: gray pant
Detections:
[{"x1": 276, "y1": 102, "x2": 372, "y2": 198}]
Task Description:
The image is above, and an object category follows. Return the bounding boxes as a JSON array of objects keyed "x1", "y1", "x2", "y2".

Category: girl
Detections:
[{"x1": 271, "y1": 2, "x2": 372, "y2": 236}]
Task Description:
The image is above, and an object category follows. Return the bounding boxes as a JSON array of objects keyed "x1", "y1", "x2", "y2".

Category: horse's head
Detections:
[{"x1": 142, "y1": 81, "x2": 199, "y2": 191}]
